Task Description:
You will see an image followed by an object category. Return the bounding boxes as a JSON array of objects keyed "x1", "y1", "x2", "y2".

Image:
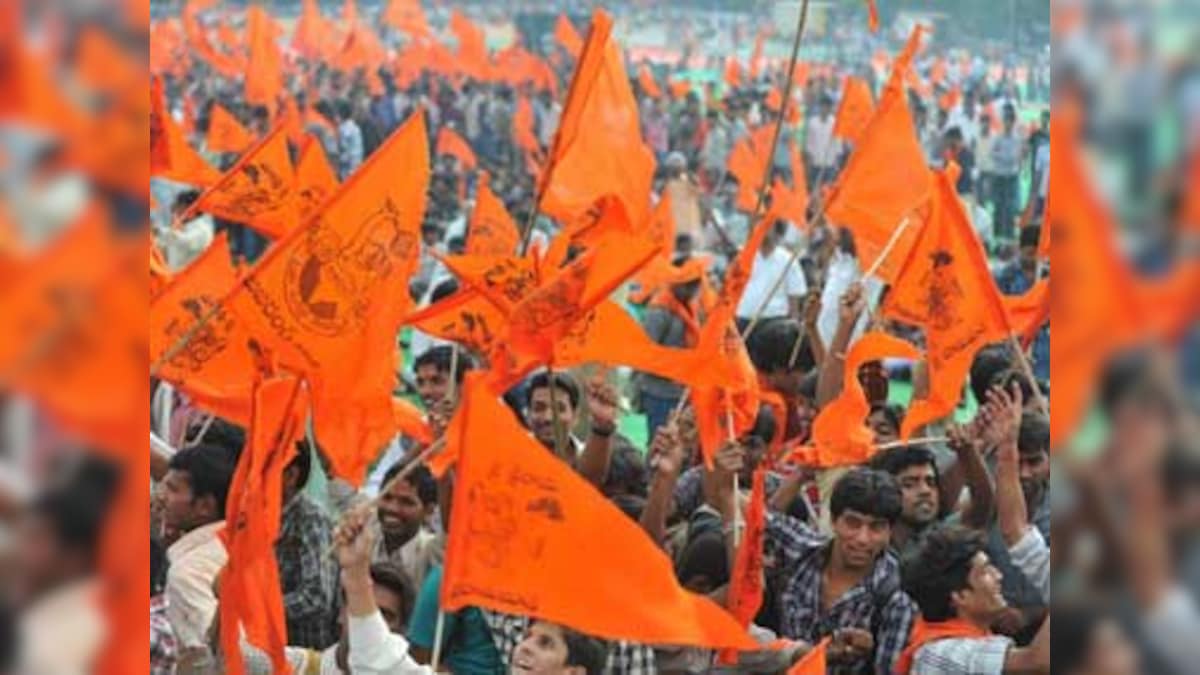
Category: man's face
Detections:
[
  {"x1": 374, "y1": 583, "x2": 408, "y2": 633},
  {"x1": 12, "y1": 514, "x2": 73, "y2": 605},
  {"x1": 1018, "y1": 449, "x2": 1050, "y2": 510},
  {"x1": 159, "y1": 469, "x2": 212, "y2": 534},
  {"x1": 831, "y1": 509, "x2": 892, "y2": 570},
  {"x1": 895, "y1": 464, "x2": 939, "y2": 527},
  {"x1": 377, "y1": 478, "x2": 426, "y2": 545},
  {"x1": 867, "y1": 410, "x2": 899, "y2": 444},
  {"x1": 511, "y1": 622, "x2": 580, "y2": 675},
  {"x1": 952, "y1": 551, "x2": 1007, "y2": 620},
  {"x1": 415, "y1": 364, "x2": 450, "y2": 408},
  {"x1": 527, "y1": 386, "x2": 577, "y2": 449}
]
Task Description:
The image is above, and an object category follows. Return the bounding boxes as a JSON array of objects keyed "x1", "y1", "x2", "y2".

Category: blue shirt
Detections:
[
  {"x1": 408, "y1": 565, "x2": 504, "y2": 674},
  {"x1": 995, "y1": 263, "x2": 1050, "y2": 382}
]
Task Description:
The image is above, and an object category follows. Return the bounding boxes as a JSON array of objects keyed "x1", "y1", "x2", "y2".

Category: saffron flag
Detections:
[
  {"x1": 824, "y1": 26, "x2": 930, "y2": 282},
  {"x1": 554, "y1": 13, "x2": 583, "y2": 57},
  {"x1": 194, "y1": 125, "x2": 298, "y2": 239},
  {"x1": 638, "y1": 63, "x2": 662, "y2": 98},
  {"x1": 295, "y1": 135, "x2": 339, "y2": 219},
  {"x1": 466, "y1": 172, "x2": 519, "y2": 257},
  {"x1": 719, "y1": 466, "x2": 767, "y2": 663},
  {"x1": 151, "y1": 75, "x2": 220, "y2": 187},
  {"x1": 882, "y1": 171, "x2": 1011, "y2": 438},
  {"x1": 513, "y1": 95, "x2": 540, "y2": 155},
  {"x1": 149, "y1": 233, "x2": 256, "y2": 426},
  {"x1": 224, "y1": 111, "x2": 430, "y2": 484},
  {"x1": 833, "y1": 76, "x2": 874, "y2": 144},
  {"x1": 865, "y1": 0, "x2": 880, "y2": 33},
  {"x1": 540, "y1": 9, "x2": 655, "y2": 229},
  {"x1": 1002, "y1": 277, "x2": 1049, "y2": 349},
  {"x1": 244, "y1": 6, "x2": 283, "y2": 107},
  {"x1": 383, "y1": 0, "x2": 431, "y2": 40},
  {"x1": 436, "y1": 126, "x2": 478, "y2": 170},
  {"x1": 441, "y1": 374, "x2": 759, "y2": 650},
  {"x1": 787, "y1": 639, "x2": 830, "y2": 674},
  {"x1": 787, "y1": 332, "x2": 920, "y2": 468},
  {"x1": 219, "y1": 375, "x2": 308, "y2": 675}
]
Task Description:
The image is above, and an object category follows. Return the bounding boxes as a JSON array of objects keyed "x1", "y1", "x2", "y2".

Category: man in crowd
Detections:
[
  {"x1": 804, "y1": 95, "x2": 841, "y2": 191},
  {"x1": 636, "y1": 255, "x2": 705, "y2": 440},
  {"x1": 372, "y1": 459, "x2": 442, "y2": 592},
  {"x1": 735, "y1": 219, "x2": 807, "y2": 331},
  {"x1": 159, "y1": 443, "x2": 239, "y2": 672},
  {"x1": 276, "y1": 442, "x2": 340, "y2": 649},
  {"x1": 988, "y1": 104, "x2": 1024, "y2": 241}
]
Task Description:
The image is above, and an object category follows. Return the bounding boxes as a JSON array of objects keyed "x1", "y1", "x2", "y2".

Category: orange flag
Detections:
[
  {"x1": 296, "y1": 135, "x2": 339, "y2": 219},
  {"x1": 151, "y1": 75, "x2": 220, "y2": 187},
  {"x1": 749, "y1": 30, "x2": 767, "y2": 79},
  {"x1": 342, "y1": 0, "x2": 358, "y2": 26},
  {"x1": 825, "y1": 26, "x2": 930, "y2": 282},
  {"x1": 938, "y1": 86, "x2": 962, "y2": 112},
  {"x1": 833, "y1": 76, "x2": 874, "y2": 144},
  {"x1": 219, "y1": 375, "x2": 308, "y2": 675},
  {"x1": 691, "y1": 211, "x2": 778, "y2": 466},
  {"x1": 441, "y1": 374, "x2": 759, "y2": 650},
  {"x1": 406, "y1": 285, "x2": 518, "y2": 360},
  {"x1": 466, "y1": 172, "x2": 519, "y2": 257},
  {"x1": 669, "y1": 78, "x2": 692, "y2": 100},
  {"x1": 787, "y1": 639, "x2": 830, "y2": 674},
  {"x1": 718, "y1": 465, "x2": 767, "y2": 664},
  {"x1": 392, "y1": 396, "x2": 433, "y2": 444},
  {"x1": 513, "y1": 95, "x2": 540, "y2": 155},
  {"x1": 540, "y1": 10, "x2": 655, "y2": 230},
  {"x1": 554, "y1": 13, "x2": 582, "y2": 58},
  {"x1": 224, "y1": 111, "x2": 430, "y2": 484},
  {"x1": 449, "y1": 10, "x2": 489, "y2": 80},
  {"x1": 727, "y1": 137, "x2": 766, "y2": 213},
  {"x1": 244, "y1": 6, "x2": 283, "y2": 107},
  {"x1": 865, "y1": 0, "x2": 880, "y2": 32},
  {"x1": 882, "y1": 172, "x2": 1011, "y2": 438},
  {"x1": 1003, "y1": 277, "x2": 1049, "y2": 349},
  {"x1": 725, "y1": 57, "x2": 742, "y2": 89},
  {"x1": 384, "y1": 0, "x2": 431, "y2": 39},
  {"x1": 436, "y1": 126, "x2": 478, "y2": 170},
  {"x1": 193, "y1": 125, "x2": 298, "y2": 240},
  {"x1": 149, "y1": 233, "x2": 257, "y2": 426},
  {"x1": 292, "y1": 0, "x2": 327, "y2": 58},
  {"x1": 638, "y1": 63, "x2": 662, "y2": 98},
  {"x1": 1048, "y1": 105, "x2": 1145, "y2": 447},
  {"x1": 772, "y1": 147, "x2": 808, "y2": 228},
  {"x1": 787, "y1": 332, "x2": 920, "y2": 468},
  {"x1": 206, "y1": 103, "x2": 256, "y2": 154}
]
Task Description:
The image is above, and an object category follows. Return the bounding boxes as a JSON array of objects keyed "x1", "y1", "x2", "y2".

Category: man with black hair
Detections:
[
  {"x1": 989, "y1": 103, "x2": 1023, "y2": 240},
  {"x1": 151, "y1": 537, "x2": 177, "y2": 675},
  {"x1": 276, "y1": 441, "x2": 340, "y2": 649},
  {"x1": 942, "y1": 126, "x2": 975, "y2": 195},
  {"x1": 412, "y1": 344, "x2": 474, "y2": 410},
  {"x1": 712, "y1": 463, "x2": 915, "y2": 672},
  {"x1": 735, "y1": 219, "x2": 807, "y2": 328},
  {"x1": 159, "y1": 443, "x2": 239, "y2": 668},
  {"x1": 372, "y1": 458, "x2": 442, "y2": 591},
  {"x1": 897, "y1": 526, "x2": 1049, "y2": 674},
  {"x1": 995, "y1": 225, "x2": 1049, "y2": 381},
  {"x1": 335, "y1": 99, "x2": 364, "y2": 179}
]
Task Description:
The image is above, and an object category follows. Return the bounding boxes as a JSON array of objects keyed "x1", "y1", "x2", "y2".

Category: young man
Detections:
[
  {"x1": 406, "y1": 564, "x2": 504, "y2": 672},
  {"x1": 335, "y1": 99, "x2": 364, "y2": 180},
  {"x1": 943, "y1": 126, "x2": 975, "y2": 196},
  {"x1": 412, "y1": 344, "x2": 473, "y2": 411},
  {"x1": 523, "y1": 371, "x2": 621, "y2": 492},
  {"x1": 804, "y1": 96, "x2": 841, "y2": 191},
  {"x1": 372, "y1": 459, "x2": 442, "y2": 592},
  {"x1": 898, "y1": 526, "x2": 1049, "y2": 674},
  {"x1": 713, "y1": 464, "x2": 916, "y2": 673},
  {"x1": 988, "y1": 104, "x2": 1024, "y2": 241},
  {"x1": 159, "y1": 443, "x2": 239, "y2": 671},
  {"x1": 735, "y1": 220, "x2": 807, "y2": 329},
  {"x1": 276, "y1": 442, "x2": 340, "y2": 649}
]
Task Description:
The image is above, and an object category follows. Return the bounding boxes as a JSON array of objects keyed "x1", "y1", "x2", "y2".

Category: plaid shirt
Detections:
[
  {"x1": 764, "y1": 512, "x2": 916, "y2": 674},
  {"x1": 673, "y1": 467, "x2": 789, "y2": 520},
  {"x1": 909, "y1": 636, "x2": 1012, "y2": 674},
  {"x1": 276, "y1": 494, "x2": 341, "y2": 649},
  {"x1": 482, "y1": 610, "x2": 657, "y2": 675},
  {"x1": 150, "y1": 595, "x2": 177, "y2": 675}
]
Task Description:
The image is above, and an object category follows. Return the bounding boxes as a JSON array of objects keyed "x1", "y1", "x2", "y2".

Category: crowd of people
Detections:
[{"x1": 131, "y1": 2, "x2": 1200, "y2": 675}]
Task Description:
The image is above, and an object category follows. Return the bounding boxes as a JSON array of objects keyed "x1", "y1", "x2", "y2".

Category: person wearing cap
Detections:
[{"x1": 635, "y1": 255, "x2": 707, "y2": 441}]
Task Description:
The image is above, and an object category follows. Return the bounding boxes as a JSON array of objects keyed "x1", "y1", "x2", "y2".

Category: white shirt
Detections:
[
  {"x1": 348, "y1": 611, "x2": 435, "y2": 674},
  {"x1": 804, "y1": 115, "x2": 841, "y2": 169},
  {"x1": 1035, "y1": 143, "x2": 1050, "y2": 199},
  {"x1": 19, "y1": 579, "x2": 104, "y2": 675},
  {"x1": 166, "y1": 521, "x2": 228, "y2": 650},
  {"x1": 735, "y1": 246, "x2": 807, "y2": 320}
]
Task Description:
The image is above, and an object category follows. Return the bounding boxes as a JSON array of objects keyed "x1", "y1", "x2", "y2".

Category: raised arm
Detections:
[
  {"x1": 639, "y1": 419, "x2": 685, "y2": 545},
  {"x1": 576, "y1": 371, "x2": 619, "y2": 489},
  {"x1": 816, "y1": 283, "x2": 866, "y2": 407}
]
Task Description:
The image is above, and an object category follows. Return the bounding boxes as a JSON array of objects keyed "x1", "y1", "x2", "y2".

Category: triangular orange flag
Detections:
[
  {"x1": 441, "y1": 374, "x2": 759, "y2": 650},
  {"x1": 554, "y1": 13, "x2": 583, "y2": 58},
  {"x1": 341, "y1": 0, "x2": 358, "y2": 26},
  {"x1": 786, "y1": 332, "x2": 920, "y2": 468},
  {"x1": 244, "y1": 6, "x2": 283, "y2": 107},
  {"x1": 938, "y1": 86, "x2": 962, "y2": 112},
  {"x1": 787, "y1": 639, "x2": 830, "y2": 674},
  {"x1": 1003, "y1": 277, "x2": 1049, "y2": 349},
  {"x1": 883, "y1": 171, "x2": 1011, "y2": 438},
  {"x1": 638, "y1": 63, "x2": 662, "y2": 98},
  {"x1": 383, "y1": 0, "x2": 431, "y2": 40},
  {"x1": 772, "y1": 176, "x2": 807, "y2": 227},
  {"x1": 825, "y1": 26, "x2": 930, "y2": 282},
  {"x1": 223, "y1": 111, "x2": 430, "y2": 484},
  {"x1": 149, "y1": 233, "x2": 256, "y2": 426},
  {"x1": 865, "y1": 0, "x2": 880, "y2": 32},
  {"x1": 669, "y1": 78, "x2": 692, "y2": 100},
  {"x1": 512, "y1": 95, "x2": 540, "y2": 156},
  {"x1": 718, "y1": 465, "x2": 767, "y2": 664},
  {"x1": 449, "y1": 10, "x2": 489, "y2": 80},
  {"x1": 406, "y1": 283, "x2": 519, "y2": 360},
  {"x1": 832, "y1": 76, "x2": 874, "y2": 144},
  {"x1": 466, "y1": 172, "x2": 519, "y2": 257},
  {"x1": 727, "y1": 136, "x2": 766, "y2": 213},
  {"x1": 541, "y1": 9, "x2": 655, "y2": 229},
  {"x1": 436, "y1": 126, "x2": 478, "y2": 170},
  {"x1": 724, "y1": 57, "x2": 742, "y2": 89},
  {"x1": 219, "y1": 375, "x2": 308, "y2": 675},
  {"x1": 150, "y1": 75, "x2": 220, "y2": 187},
  {"x1": 749, "y1": 30, "x2": 767, "y2": 79},
  {"x1": 193, "y1": 125, "x2": 298, "y2": 240},
  {"x1": 295, "y1": 135, "x2": 339, "y2": 220}
]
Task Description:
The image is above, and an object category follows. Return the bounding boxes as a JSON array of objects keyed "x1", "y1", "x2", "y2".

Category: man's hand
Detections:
[
  {"x1": 990, "y1": 607, "x2": 1028, "y2": 637},
  {"x1": 803, "y1": 293, "x2": 822, "y2": 332},
  {"x1": 946, "y1": 422, "x2": 982, "y2": 456},
  {"x1": 427, "y1": 398, "x2": 455, "y2": 440},
  {"x1": 828, "y1": 627, "x2": 874, "y2": 664},
  {"x1": 838, "y1": 283, "x2": 867, "y2": 328},
  {"x1": 334, "y1": 505, "x2": 376, "y2": 577},
  {"x1": 648, "y1": 419, "x2": 685, "y2": 480},
  {"x1": 585, "y1": 371, "x2": 619, "y2": 436},
  {"x1": 978, "y1": 382, "x2": 1023, "y2": 452}
]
